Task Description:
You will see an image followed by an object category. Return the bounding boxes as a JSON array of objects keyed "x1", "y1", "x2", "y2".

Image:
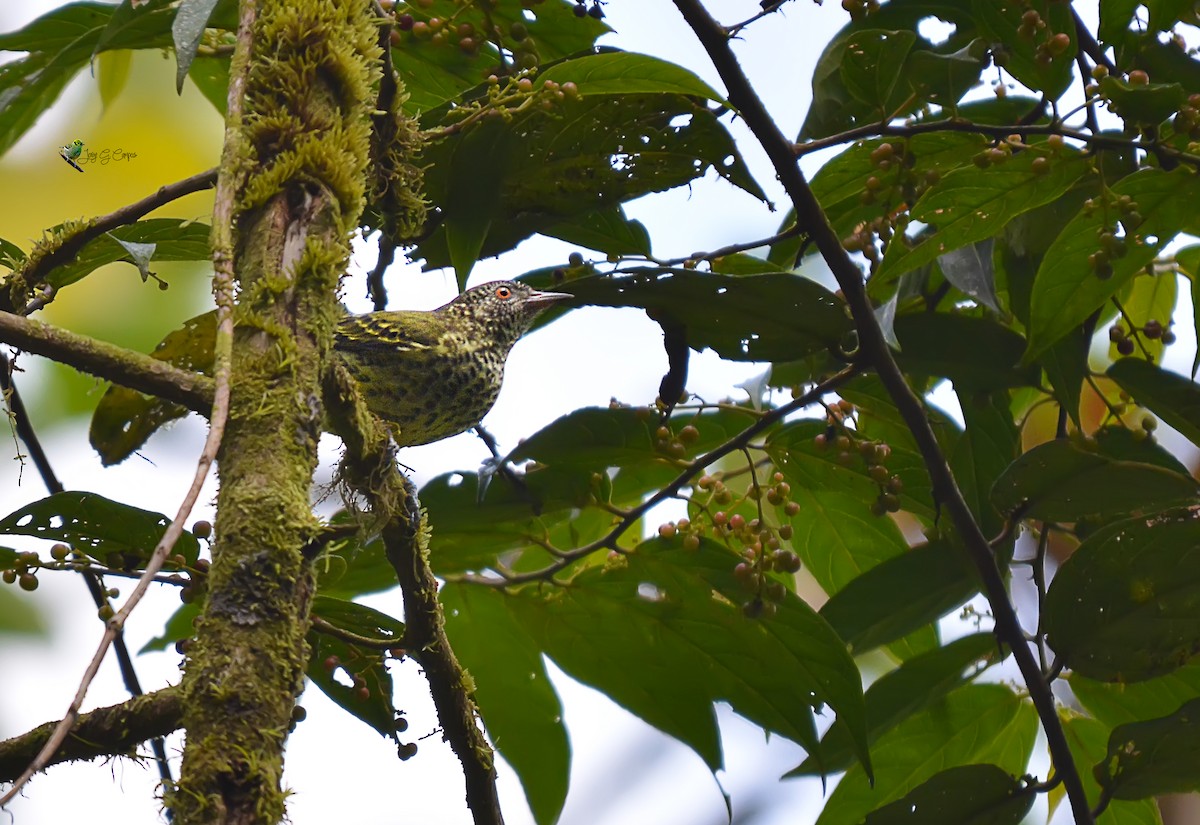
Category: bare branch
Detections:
[
  {"x1": 0, "y1": 311, "x2": 214, "y2": 414},
  {"x1": 0, "y1": 688, "x2": 182, "y2": 782}
]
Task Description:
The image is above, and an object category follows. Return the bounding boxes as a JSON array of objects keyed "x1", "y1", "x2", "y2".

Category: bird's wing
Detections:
[{"x1": 334, "y1": 311, "x2": 439, "y2": 354}]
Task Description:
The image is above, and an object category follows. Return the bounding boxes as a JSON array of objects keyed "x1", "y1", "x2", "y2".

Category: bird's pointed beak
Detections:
[{"x1": 525, "y1": 288, "x2": 574, "y2": 312}]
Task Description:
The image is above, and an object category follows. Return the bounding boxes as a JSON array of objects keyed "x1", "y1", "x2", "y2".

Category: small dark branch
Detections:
[
  {"x1": 0, "y1": 312, "x2": 214, "y2": 415},
  {"x1": 726, "y1": 0, "x2": 794, "y2": 36},
  {"x1": 301, "y1": 522, "x2": 360, "y2": 560},
  {"x1": 1, "y1": 357, "x2": 176, "y2": 803},
  {"x1": 368, "y1": 235, "x2": 396, "y2": 312},
  {"x1": 672, "y1": 2, "x2": 1094, "y2": 823},
  {"x1": 462, "y1": 365, "x2": 861, "y2": 586},
  {"x1": 10, "y1": 169, "x2": 218, "y2": 313},
  {"x1": 0, "y1": 688, "x2": 182, "y2": 781},
  {"x1": 324, "y1": 364, "x2": 503, "y2": 825},
  {"x1": 1026, "y1": 772, "x2": 1064, "y2": 793},
  {"x1": 1091, "y1": 785, "x2": 1114, "y2": 819},
  {"x1": 1073, "y1": 9, "x2": 1116, "y2": 73},
  {"x1": 611, "y1": 224, "x2": 804, "y2": 270}
]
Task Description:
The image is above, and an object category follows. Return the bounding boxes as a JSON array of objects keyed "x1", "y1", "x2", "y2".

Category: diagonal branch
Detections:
[
  {"x1": 7, "y1": 169, "x2": 218, "y2": 314},
  {"x1": 0, "y1": 311, "x2": 214, "y2": 414},
  {"x1": 670, "y1": 3, "x2": 1094, "y2": 824},
  {"x1": 0, "y1": 688, "x2": 182, "y2": 782}
]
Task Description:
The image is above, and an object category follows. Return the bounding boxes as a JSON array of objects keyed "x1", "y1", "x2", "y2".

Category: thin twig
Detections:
[{"x1": 669, "y1": 3, "x2": 1095, "y2": 823}]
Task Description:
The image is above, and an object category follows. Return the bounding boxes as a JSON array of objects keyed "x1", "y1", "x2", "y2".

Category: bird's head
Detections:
[{"x1": 437, "y1": 280, "x2": 572, "y2": 347}]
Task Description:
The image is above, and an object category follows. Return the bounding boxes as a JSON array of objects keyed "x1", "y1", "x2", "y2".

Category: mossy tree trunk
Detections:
[{"x1": 173, "y1": 1, "x2": 379, "y2": 822}]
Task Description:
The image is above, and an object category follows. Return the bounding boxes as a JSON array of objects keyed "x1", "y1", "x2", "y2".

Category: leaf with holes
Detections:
[{"x1": 0, "y1": 491, "x2": 200, "y2": 568}]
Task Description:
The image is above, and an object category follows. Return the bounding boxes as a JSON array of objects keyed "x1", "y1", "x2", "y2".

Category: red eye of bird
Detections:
[{"x1": 495, "y1": 286, "x2": 512, "y2": 299}]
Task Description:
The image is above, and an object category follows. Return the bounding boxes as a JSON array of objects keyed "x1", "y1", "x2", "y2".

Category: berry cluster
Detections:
[
  {"x1": 813, "y1": 400, "x2": 904, "y2": 517},
  {"x1": 1081, "y1": 193, "x2": 1144, "y2": 281},
  {"x1": 387, "y1": 0, "x2": 566, "y2": 73},
  {"x1": 1109, "y1": 318, "x2": 1176, "y2": 356},
  {"x1": 572, "y1": 1, "x2": 604, "y2": 19}
]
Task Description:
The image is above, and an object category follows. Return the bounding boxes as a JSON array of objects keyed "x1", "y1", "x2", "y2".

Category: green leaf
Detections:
[
  {"x1": 820, "y1": 539, "x2": 979, "y2": 654},
  {"x1": 543, "y1": 205, "x2": 651, "y2": 257},
  {"x1": 904, "y1": 41, "x2": 989, "y2": 109},
  {"x1": 1108, "y1": 358, "x2": 1200, "y2": 448},
  {"x1": 443, "y1": 117, "x2": 514, "y2": 289},
  {"x1": 876, "y1": 147, "x2": 1090, "y2": 286},
  {"x1": 1045, "y1": 506, "x2": 1200, "y2": 682},
  {"x1": 96, "y1": 49, "x2": 131, "y2": 113},
  {"x1": 90, "y1": 310, "x2": 215, "y2": 466},
  {"x1": 1025, "y1": 168, "x2": 1200, "y2": 362},
  {"x1": 306, "y1": 596, "x2": 404, "y2": 740},
  {"x1": 814, "y1": 684, "x2": 1037, "y2": 825},
  {"x1": 1093, "y1": 424, "x2": 1191, "y2": 476},
  {"x1": 863, "y1": 763, "x2": 1034, "y2": 825},
  {"x1": 1042, "y1": 325, "x2": 1090, "y2": 429},
  {"x1": 0, "y1": 236, "x2": 26, "y2": 272},
  {"x1": 792, "y1": 633, "x2": 1002, "y2": 776},
  {"x1": 172, "y1": 0, "x2": 221, "y2": 93},
  {"x1": 442, "y1": 584, "x2": 569, "y2": 825},
  {"x1": 390, "y1": 1, "x2": 609, "y2": 114},
  {"x1": 839, "y1": 29, "x2": 918, "y2": 112},
  {"x1": 188, "y1": 54, "x2": 230, "y2": 113},
  {"x1": 422, "y1": 466, "x2": 603, "y2": 576},
  {"x1": 506, "y1": 537, "x2": 871, "y2": 779},
  {"x1": 313, "y1": 518, "x2": 397, "y2": 600},
  {"x1": 1100, "y1": 75, "x2": 1187, "y2": 126},
  {"x1": 1096, "y1": 696, "x2": 1200, "y2": 800},
  {"x1": 1060, "y1": 714, "x2": 1164, "y2": 825},
  {"x1": 561, "y1": 270, "x2": 851, "y2": 362},
  {"x1": 49, "y1": 218, "x2": 212, "y2": 289},
  {"x1": 990, "y1": 438, "x2": 1197, "y2": 523},
  {"x1": 538, "y1": 51, "x2": 723, "y2": 100},
  {"x1": 892, "y1": 313, "x2": 1039, "y2": 391},
  {"x1": 1099, "y1": 0, "x2": 1141, "y2": 43},
  {"x1": 1071, "y1": 663, "x2": 1200, "y2": 729},
  {"x1": 0, "y1": 491, "x2": 200, "y2": 568}
]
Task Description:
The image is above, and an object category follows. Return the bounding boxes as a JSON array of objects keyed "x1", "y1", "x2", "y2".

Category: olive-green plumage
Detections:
[{"x1": 335, "y1": 280, "x2": 571, "y2": 446}]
